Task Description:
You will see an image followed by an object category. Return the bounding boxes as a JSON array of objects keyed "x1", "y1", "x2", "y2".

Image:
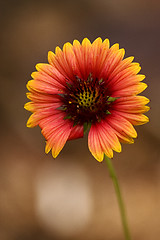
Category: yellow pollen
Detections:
[{"x1": 78, "y1": 90, "x2": 99, "y2": 109}]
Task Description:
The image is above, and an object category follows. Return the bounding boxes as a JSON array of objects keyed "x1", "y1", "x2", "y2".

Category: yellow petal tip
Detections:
[
  {"x1": 45, "y1": 144, "x2": 51, "y2": 154},
  {"x1": 24, "y1": 102, "x2": 30, "y2": 111},
  {"x1": 82, "y1": 38, "x2": 91, "y2": 46},
  {"x1": 26, "y1": 120, "x2": 33, "y2": 128}
]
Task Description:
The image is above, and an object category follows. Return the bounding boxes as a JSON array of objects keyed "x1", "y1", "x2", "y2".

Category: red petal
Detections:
[
  {"x1": 112, "y1": 110, "x2": 149, "y2": 126},
  {"x1": 40, "y1": 114, "x2": 72, "y2": 158},
  {"x1": 73, "y1": 39, "x2": 92, "y2": 79},
  {"x1": 88, "y1": 124, "x2": 104, "y2": 162},
  {"x1": 68, "y1": 124, "x2": 84, "y2": 140},
  {"x1": 98, "y1": 120, "x2": 122, "y2": 154},
  {"x1": 107, "y1": 112, "x2": 137, "y2": 139},
  {"x1": 107, "y1": 63, "x2": 141, "y2": 88},
  {"x1": 35, "y1": 63, "x2": 66, "y2": 86},
  {"x1": 100, "y1": 48, "x2": 125, "y2": 79},
  {"x1": 27, "y1": 106, "x2": 62, "y2": 128},
  {"x1": 113, "y1": 96, "x2": 150, "y2": 113},
  {"x1": 27, "y1": 80, "x2": 59, "y2": 95},
  {"x1": 26, "y1": 91, "x2": 60, "y2": 103},
  {"x1": 48, "y1": 46, "x2": 75, "y2": 80}
]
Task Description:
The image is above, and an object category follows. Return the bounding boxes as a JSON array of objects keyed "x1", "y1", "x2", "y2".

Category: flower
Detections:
[{"x1": 25, "y1": 37, "x2": 149, "y2": 162}]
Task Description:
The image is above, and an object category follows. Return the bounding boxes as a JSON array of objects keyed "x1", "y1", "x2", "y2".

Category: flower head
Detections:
[{"x1": 25, "y1": 37, "x2": 149, "y2": 162}]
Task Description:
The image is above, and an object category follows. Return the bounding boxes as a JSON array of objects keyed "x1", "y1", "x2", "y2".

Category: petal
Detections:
[
  {"x1": 26, "y1": 91, "x2": 59, "y2": 103},
  {"x1": 52, "y1": 47, "x2": 71, "y2": 78},
  {"x1": 91, "y1": 37, "x2": 104, "y2": 77},
  {"x1": 97, "y1": 132, "x2": 113, "y2": 159},
  {"x1": 113, "y1": 96, "x2": 150, "y2": 113},
  {"x1": 48, "y1": 51, "x2": 56, "y2": 65},
  {"x1": 89, "y1": 37, "x2": 111, "y2": 79},
  {"x1": 112, "y1": 74, "x2": 146, "y2": 89},
  {"x1": 68, "y1": 124, "x2": 84, "y2": 140},
  {"x1": 26, "y1": 113, "x2": 39, "y2": 128},
  {"x1": 94, "y1": 123, "x2": 114, "y2": 158},
  {"x1": 44, "y1": 119, "x2": 72, "y2": 158},
  {"x1": 109, "y1": 43, "x2": 119, "y2": 52},
  {"x1": 72, "y1": 39, "x2": 84, "y2": 78},
  {"x1": 35, "y1": 63, "x2": 65, "y2": 86},
  {"x1": 73, "y1": 38, "x2": 92, "y2": 79},
  {"x1": 108, "y1": 62, "x2": 141, "y2": 88},
  {"x1": 49, "y1": 44, "x2": 76, "y2": 80},
  {"x1": 82, "y1": 38, "x2": 92, "y2": 77},
  {"x1": 100, "y1": 48, "x2": 125, "y2": 79},
  {"x1": 107, "y1": 112, "x2": 137, "y2": 139},
  {"x1": 96, "y1": 38, "x2": 110, "y2": 75},
  {"x1": 99, "y1": 120, "x2": 122, "y2": 153},
  {"x1": 100, "y1": 42, "x2": 120, "y2": 70},
  {"x1": 108, "y1": 56, "x2": 134, "y2": 80},
  {"x1": 48, "y1": 49, "x2": 67, "y2": 78},
  {"x1": 113, "y1": 111, "x2": 149, "y2": 126},
  {"x1": 24, "y1": 100, "x2": 61, "y2": 112},
  {"x1": 27, "y1": 80, "x2": 59, "y2": 94},
  {"x1": 39, "y1": 111, "x2": 65, "y2": 129},
  {"x1": 31, "y1": 70, "x2": 65, "y2": 90},
  {"x1": 39, "y1": 112, "x2": 73, "y2": 157},
  {"x1": 105, "y1": 116, "x2": 134, "y2": 144},
  {"x1": 26, "y1": 106, "x2": 62, "y2": 128},
  {"x1": 108, "y1": 124, "x2": 134, "y2": 144},
  {"x1": 115, "y1": 95, "x2": 150, "y2": 105},
  {"x1": 63, "y1": 42, "x2": 77, "y2": 77},
  {"x1": 112, "y1": 82, "x2": 148, "y2": 97},
  {"x1": 88, "y1": 124, "x2": 104, "y2": 162}
]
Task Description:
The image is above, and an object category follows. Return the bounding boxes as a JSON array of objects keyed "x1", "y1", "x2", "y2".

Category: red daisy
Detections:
[{"x1": 25, "y1": 37, "x2": 149, "y2": 162}]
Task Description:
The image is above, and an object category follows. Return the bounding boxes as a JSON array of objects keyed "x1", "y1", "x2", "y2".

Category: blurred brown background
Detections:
[{"x1": 0, "y1": 0, "x2": 160, "y2": 239}]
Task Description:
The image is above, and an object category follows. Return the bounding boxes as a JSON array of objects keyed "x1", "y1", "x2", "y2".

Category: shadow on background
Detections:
[{"x1": 0, "y1": 0, "x2": 160, "y2": 239}]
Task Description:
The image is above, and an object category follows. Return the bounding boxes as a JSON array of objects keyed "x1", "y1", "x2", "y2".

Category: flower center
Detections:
[
  {"x1": 72, "y1": 82, "x2": 102, "y2": 112},
  {"x1": 58, "y1": 74, "x2": 117, "y2": 125}
]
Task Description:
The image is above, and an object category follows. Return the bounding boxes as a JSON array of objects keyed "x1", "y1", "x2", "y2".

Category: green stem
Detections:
[{"x1": 105, "y1": 155, "x2": 131, "y2": 240}]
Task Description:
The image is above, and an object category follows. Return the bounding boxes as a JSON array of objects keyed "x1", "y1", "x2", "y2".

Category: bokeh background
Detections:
[{"x1": 0, "y1": 0, "x2": 160, "y2": 239}]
